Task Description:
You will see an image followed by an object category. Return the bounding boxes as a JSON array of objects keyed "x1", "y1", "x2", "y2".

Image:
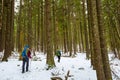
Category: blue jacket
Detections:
[{"x1": 22, "y1": 45, "x2": 29, "y2": 60}]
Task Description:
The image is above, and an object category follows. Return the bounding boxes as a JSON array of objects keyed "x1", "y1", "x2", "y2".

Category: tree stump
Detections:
[{"x1": 51, "y1": 77, "x2": 62, "y2": 80}]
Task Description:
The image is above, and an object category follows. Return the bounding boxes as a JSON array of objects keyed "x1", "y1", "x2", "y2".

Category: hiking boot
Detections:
[
  {"x1": 26, "y1": 70, "x2": 28, "y2": 72},
  {"x1": 22, "y1": 71, "x2": 25, "y2": 73}
]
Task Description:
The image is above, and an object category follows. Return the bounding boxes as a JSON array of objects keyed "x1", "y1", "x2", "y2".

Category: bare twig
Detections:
[
  {"x1": 111, "y1": 66, "x2": 120, "y2": 80},
  {"x1": 65, "y1": 70, "x2": 70, "y2": 80}
]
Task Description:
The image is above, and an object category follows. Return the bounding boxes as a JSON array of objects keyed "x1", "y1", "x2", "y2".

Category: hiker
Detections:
[
  {"x1": 21, "y1": 45, "x2": 32, "y2": 73},
  {"x1": 55, "y1": 49, "x2": 61, "y2": 62}
]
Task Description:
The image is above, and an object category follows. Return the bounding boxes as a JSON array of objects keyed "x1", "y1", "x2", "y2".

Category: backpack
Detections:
[
  {"x1": 22, "y1": 47, "x2": 29, "y2": 60},
  {"x1": 56, "y1": 50, "x2": 61, "y2": 56}
]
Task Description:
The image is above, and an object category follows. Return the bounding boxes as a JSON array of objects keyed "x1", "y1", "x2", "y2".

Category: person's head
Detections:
[
  {"x1": 29, "y1": 47, "x2": 32, "y2": 50},
  {"x1": 24, "y1": 45, "x2": 29, "y2": 50},
  {"x1": 25, "y1": 45, "x2": 29, "y2": 48}
]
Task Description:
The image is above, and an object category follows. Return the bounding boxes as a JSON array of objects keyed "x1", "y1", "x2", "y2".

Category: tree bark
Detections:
[
  {"x1": 17, "y1": 0, "x2": 22, "y2": 52},
  {"x1": 82, "y1": 0, "x2": 90, "y2": 59},
  {"x1": 86, "y1": 0, "x2": 95, "y2": 68},
  {"x1": 10, "y1": 0, "x2": 14, "y2": 51},
  {"x1": 2, "y1": 0, "x2": 12, "y2": 61},
  {"x1": 28, "y1": 0, "x2": 33, "y2": 48},
  {"x1": 90, "y1": 0, "x2": 106, "y2": 79},
  {"x1": 45, "y1": 0, "x2": 55, "y2": 69},
  {"x1": 96, "y1": 0, "x2": 112, "y2": 79},
  {"x1": 0, "y1": 0, "x2": 3, "y2": 51}
]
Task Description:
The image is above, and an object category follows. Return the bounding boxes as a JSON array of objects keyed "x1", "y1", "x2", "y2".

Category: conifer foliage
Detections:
[{"x1": 1, "y1": 0, "x2": 119, "y2": 79}]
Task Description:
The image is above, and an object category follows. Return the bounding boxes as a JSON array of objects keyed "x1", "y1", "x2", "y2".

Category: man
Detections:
[
  {"x1": 56, "y1": 49, "x2": 61, "y2": 62},
  {"x1": 21, "y1": 45, "x2": 31, "y2": 73}
]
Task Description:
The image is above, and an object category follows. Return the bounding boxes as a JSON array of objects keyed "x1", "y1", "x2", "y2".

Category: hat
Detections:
[{"x1": 25, "y1": 45, "x2": 29, "y2": 48}]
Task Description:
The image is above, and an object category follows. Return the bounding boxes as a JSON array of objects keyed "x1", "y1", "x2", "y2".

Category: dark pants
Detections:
[
  {"x1": 57, "y1": 56, "x2": 61, "y2": 62},
  {"x1": 22, "y1": 58, "x2": 29, "y2": 73}
]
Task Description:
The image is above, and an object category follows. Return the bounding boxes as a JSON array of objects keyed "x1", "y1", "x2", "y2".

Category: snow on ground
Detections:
[
  {"x1": 0, "y1": 52, "x2": 119, "y2": 80},
  {"x1": 109, "y1": 54, "x2": 120, "y2": 80}
]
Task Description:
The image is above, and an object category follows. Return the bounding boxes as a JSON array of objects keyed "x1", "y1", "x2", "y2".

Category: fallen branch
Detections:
[
  {"x1": 51, "y1": 77, "x2": 62, "y2": 80},
  {"x1": 65, "y1": 70, "x2": 70, "y2": 80},
  {"x1": 111, "y1": 66, "x2": 120, "y2": 80}
]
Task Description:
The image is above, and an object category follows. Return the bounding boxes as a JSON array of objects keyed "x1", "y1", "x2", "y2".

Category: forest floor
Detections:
[{"x1": 0, "y1": 52, "x2": 120, "y2": 80}]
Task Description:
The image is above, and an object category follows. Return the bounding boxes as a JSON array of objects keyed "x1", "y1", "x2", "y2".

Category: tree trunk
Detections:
[
  {"x1": 37, "y1": 1, "x2": 40, "y2": 51},
  {"x1": 52, "y1": 0, "x2": 56, "y2": 54},
  {"x1": 67, "y1": 0, "x2": 72, "y2": 56},
  {"x1": 0, "y1": 0, "x2": 1, "y2": 29},
  {"x1": 40, "y1": 0, "x2": 44, "y2": 52},
  {"x1": 86, "y1": 0, "x2": 95, "y2": 68},
  {"x1": 0, "y1": 0, "x2": 3, "y2": 51},
  {"x1": 82, "y1": 0, "x2": 90, "y2": 59},
  {"x1": 45, "y1": 0, "x2": 55, "y2": 69},
  {"x1": 2, "y1": 0, "x2": 12, "y2": 61},
  {"x1": 73, "y1": 22, "x2": 77, "y2": 55},
  {"x1": 96, "y1": 0, "x2": 112, "y2": 79},
  {"x1": 28, "y1": 0, "x2": 33, "y2": 48},
  {"x1": 10, "y1": 0, "x2": 14, "y2": 51},
  {"x1": 17, "y1": 0, "x2": 22, "y2": 52},
  {"x1": 90, "y1": 0, "x2": 106, "y2": 79},
  {"x1": 78, "y1": 22, "x2": 82, "y2": 52}
]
